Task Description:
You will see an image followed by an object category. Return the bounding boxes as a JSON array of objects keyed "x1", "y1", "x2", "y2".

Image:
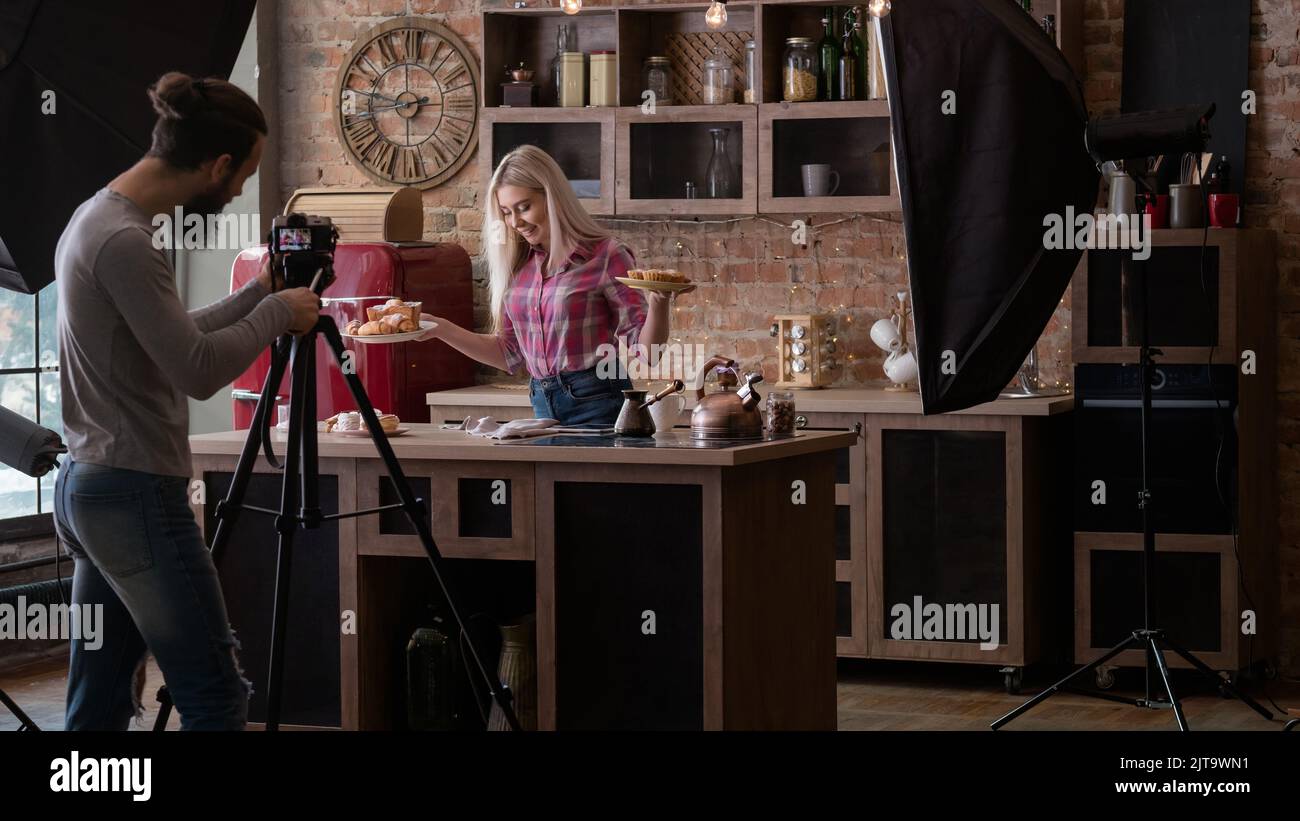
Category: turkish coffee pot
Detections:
[
  {"x1": 615, "y1": 380, "x2": 686, "y2": 437},
  {"x1": 689, "y1": 355, "x2": 764, "y2": 440}
]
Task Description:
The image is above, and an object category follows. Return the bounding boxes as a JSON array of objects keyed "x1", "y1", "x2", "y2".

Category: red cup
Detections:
[
  {"x1": 1209, "y1": 193, "x2": 1240, "y2": 228},
  {"x1": 1143, "y1": 194, "x2": 1170, "y2": 229}
]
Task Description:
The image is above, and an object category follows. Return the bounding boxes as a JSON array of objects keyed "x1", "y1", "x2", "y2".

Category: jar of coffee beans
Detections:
[{"x1": 766, "y1": 391, "x2": 797, "y2": 436}]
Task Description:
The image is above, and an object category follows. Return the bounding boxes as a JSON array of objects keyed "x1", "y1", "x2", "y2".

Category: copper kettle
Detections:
[{"x1": 690, "y1": 355, "x2": 764, "y2": 440}]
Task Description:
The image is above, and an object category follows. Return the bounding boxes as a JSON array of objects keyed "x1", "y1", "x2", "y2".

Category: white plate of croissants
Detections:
[
  {"x1": 342, "y1": 298, "x2": 435, "y2": 343},
  {"x1": 323, "y1": 411, "x2": 408, "y2": 437}
]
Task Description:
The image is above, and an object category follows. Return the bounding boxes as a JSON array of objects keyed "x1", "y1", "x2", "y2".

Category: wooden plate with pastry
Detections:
[{"x1": 617, "y1": 269, "x2": 693, "y2": 293}]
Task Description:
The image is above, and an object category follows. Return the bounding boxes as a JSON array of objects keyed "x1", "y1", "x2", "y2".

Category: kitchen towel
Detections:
[
  {"x1": 466, "y1": 417, "x2": 562, "y2": 439},
  {"x1": 0, "y1": 403, "x2": 66, "y2": 477}
]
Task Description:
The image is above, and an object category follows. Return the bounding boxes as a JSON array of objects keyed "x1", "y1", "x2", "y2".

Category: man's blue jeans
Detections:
[{"x1": 54, "y1": 460, "x2": 250, "y2": 730}]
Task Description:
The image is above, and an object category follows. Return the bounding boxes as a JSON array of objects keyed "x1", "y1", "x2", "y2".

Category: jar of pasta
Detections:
[
  {"x1": 782, "y1": 37, "x2": 818, "y2": 102},
  {"x1": 702, "y1": 48, "x2": 734, "y2": 105}
]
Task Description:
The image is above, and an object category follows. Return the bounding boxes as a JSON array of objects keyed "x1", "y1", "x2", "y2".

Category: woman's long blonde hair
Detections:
[{"x1": 484, "y1": 145, "x2": 611, "y2": 335}]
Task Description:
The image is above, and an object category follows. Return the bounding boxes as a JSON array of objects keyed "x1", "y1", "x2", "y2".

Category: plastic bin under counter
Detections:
[{"x1": 187, "y1": 425, "x2": 855, "y2": 731}]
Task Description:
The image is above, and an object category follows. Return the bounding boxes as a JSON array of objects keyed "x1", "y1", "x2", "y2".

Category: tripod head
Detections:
[{"x1": 268, "y1": 212, "x2": 338, "y2": 296}]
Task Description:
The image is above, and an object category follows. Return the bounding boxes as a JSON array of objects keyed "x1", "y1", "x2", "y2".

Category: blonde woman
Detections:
[{"x1": 424, "y1": 145, "x2": 686, "y2": 426}]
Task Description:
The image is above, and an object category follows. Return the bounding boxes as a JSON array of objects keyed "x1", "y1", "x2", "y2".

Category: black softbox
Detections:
[
  {"x1": 879, "y1": 0, "x2": 1100, "y2": 414},
  {"x1": 0, "y1": 0, "x2": 256, "y2": 294}
]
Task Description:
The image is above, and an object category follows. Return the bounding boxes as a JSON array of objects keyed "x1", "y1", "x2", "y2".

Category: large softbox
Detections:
[
  {"x1": 879, "y1": 0, "x2": 1100, "y2": 414},
  {"x1": 0, "y1": 0, "x2": 256, "y2": 294}
]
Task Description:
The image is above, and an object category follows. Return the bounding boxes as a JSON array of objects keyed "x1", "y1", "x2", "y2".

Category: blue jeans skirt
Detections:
[{"x1": 528, "y1": 366, "x2": 632, "y2": 427}]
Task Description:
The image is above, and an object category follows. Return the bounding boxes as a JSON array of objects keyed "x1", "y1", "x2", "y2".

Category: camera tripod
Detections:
[
  {"x1": 991, "y1": 225, "x2": 1271, "y2": 731},
  {"x1": 155, "y1": 263, "x2": 520, "y2": 731}
]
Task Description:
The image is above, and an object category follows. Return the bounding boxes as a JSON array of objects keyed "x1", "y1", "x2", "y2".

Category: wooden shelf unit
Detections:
[{"x1": 478, "y1": 2, "x2": 1085, "y2": 216}]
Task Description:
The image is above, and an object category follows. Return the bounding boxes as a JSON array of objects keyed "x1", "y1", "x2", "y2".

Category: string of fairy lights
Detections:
[{"x1": 595, "y1": 212, "x2": 1073, "y2": 390}]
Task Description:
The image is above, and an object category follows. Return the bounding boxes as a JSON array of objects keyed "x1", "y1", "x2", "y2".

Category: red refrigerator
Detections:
[{"x1": 228, "y1": 241, "x2": 475, "y2": 429}]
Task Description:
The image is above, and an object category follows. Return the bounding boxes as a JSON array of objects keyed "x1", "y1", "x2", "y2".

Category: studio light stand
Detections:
[
  {"x1": 993, "y1": 106, "x2": 1272, "y2": 731},
  {"x1": 155, "y1": 220, "x2": 520, "y2": 731}
]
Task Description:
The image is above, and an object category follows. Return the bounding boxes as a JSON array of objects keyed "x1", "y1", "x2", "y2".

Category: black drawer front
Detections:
[
  {"x1": 554, "y1": 481, "x2": 703, "y2": 730},
  {"x1": 458, "y1": 477, "x2": 512, "y2": 539},
  {"x1": 378, "y1": 475, "x2": 431, "y2": 535},
  {"x1": 836, "y1": 582, "x2": 853, "y2": 638},
  {"x1": 1089, "y1": 550, "x2": 1221, "y2": 652},
  {"x1": 205, "y1": 472, "x2": 341, "y2": 728},
  {"x1": 834, "y1": 505, "x2": 851, "y2": 562}
]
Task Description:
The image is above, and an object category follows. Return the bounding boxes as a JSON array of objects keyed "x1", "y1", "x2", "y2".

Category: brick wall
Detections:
[{"x1": 276, "y1": 0, "x2": 1298, "y2": 674}]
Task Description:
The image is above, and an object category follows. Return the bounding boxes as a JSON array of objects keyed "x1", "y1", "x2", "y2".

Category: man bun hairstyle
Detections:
[{"x1": 147, "y1": 71, "x2": 267, "y2": 171}]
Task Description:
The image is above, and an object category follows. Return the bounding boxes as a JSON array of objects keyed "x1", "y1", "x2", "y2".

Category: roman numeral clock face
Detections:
[{"x1": 334, "y1": 18, "x2": 479, "y2": 189}]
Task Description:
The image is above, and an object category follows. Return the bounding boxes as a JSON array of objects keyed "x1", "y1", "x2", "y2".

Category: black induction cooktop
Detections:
[{"x1": 495, "y1": 430, "x2": 794, "y2": 450}]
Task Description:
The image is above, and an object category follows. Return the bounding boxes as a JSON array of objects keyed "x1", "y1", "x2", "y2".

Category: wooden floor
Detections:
[{"x1": 2, "y1": 655, "x2": 1295, "y2": 731}]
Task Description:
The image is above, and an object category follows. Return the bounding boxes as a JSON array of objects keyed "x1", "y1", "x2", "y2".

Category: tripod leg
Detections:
[
  {"x1": 1161, "y1": 635, "x2": 1273, "y2": 721},
  {"x1": 264, "y1": 335, "x2": 310, "y2": 732},
  {"x1": 316, "y1": 317, "x2": 523, "y2": 731},
  {"x1": 990, "y1": 633, "x2": 1142, "y2": 730},
  {"x1": 154, "y1": 336, "x2": 295, "y2": 732},
  {"x1": 0, "y1": 687, "x2": 40, "y2": 731},
  {"x1": 1147, "y1": 636, "x2": 1188, "y2": 731}
]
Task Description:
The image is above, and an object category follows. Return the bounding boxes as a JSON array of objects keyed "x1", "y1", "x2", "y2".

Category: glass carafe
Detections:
[{"x1": 704, "y1": 127, "x2": 736, "y2": 199}]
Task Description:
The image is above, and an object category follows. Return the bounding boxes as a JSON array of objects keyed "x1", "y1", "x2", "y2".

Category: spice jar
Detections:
[
  {"x1": 783, "y1": 37, "x2": 818, "y2": 102},
  {"x1": 765, "y1": 391, "x2": 796, "y2": 436},
  {"x1": 589, "y1": 50, "x2": 616, "y2": 106},
  {"x1": 643, "y1": 56, "x2": 673, "y2": 107},
  {"x1": 702, "y1": 48, "x2": 734, "y2": 105}
]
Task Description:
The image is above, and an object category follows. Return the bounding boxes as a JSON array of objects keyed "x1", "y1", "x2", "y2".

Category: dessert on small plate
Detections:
[
  {"x1": 617, "y1": 269, "x2": 693, "y2": 293},
  {"x1": 323, "y1": 410, "x2": 409, "y2": 436},
  {"x1": 342, "y1": 299, "x2": 436, "y2": 343}
]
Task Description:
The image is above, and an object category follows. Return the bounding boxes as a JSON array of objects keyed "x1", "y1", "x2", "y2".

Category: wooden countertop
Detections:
[
  {"x1": 426, "y1": 384, "x2": 1075, "y2": 417},
  {"x1": 189, "y1": 424, "x2": 858, "y2": 467}
]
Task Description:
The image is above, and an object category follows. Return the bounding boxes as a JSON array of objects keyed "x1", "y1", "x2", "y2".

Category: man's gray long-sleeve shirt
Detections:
[{"x1": 56, "y1": 187, "x2": 293, "y2": 477}]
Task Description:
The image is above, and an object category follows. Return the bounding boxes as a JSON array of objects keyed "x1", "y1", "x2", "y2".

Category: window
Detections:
[{"x1": 0, "y1": 281, "x2": 59, "y2": 538}]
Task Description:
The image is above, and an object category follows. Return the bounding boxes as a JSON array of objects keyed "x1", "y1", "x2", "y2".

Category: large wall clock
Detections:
[{"x1": 333, "y1": 17, "x2": 480, "y2": 189}]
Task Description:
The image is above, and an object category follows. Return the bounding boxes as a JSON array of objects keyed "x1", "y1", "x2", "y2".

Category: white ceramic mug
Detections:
[
  {"x1": 870, "y1": 317, "x2": 903, "y2": 352},
  {"x1": 649, "y1": 393, "x2": 686, "y2": 434},
  {"x1": 884, "y1": 348, "x2": 918, "y2": 385},
  {"x1": 802, "y1": 164, "x2": 841, "y2": 197}
]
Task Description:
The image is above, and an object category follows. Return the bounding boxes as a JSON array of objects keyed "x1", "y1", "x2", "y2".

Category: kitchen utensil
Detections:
[
  {"x1": 614, "y1": 389, "x2": 655, "y2": 437},
  {"x1": 510, "y1": 68, "x2": 535, "y2": 82},
  {"x1": 1209, "y1": 193, "x2": 1239, "y2": 228},
  {"x1": 1169, "y1": 184, "x2": 1204, "y2": 229},
  {"x1": 801, "y1": 164, "x2": 840, "y2": 197},
  {"x1": 690, "y1": 355, "x2": 764, "y2": 440},
  {"x1": 870, "y1": 316, "x2": 903, "y2": 351}
]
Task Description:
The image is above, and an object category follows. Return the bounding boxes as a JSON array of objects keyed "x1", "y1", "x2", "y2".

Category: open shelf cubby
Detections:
[
  {"x1": 482, "y1": 7, "x2": 618, "y2": 108},
  {"x1": 616, "y1": 105, "x2": 757, "y2": 215},
  {"x1": 616, "y1": 2, "x2": 759, "y2": 107},
  {"x1": 759, "y1": 99, "x2": 897, "y2": 212},
  {"x1": 480, "y1": 108, "x2": 616, "y2": 215}
]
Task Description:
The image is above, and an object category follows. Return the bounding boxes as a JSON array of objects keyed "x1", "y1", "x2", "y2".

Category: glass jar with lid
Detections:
[
  {"x1": 643, "y1": 56, "x2": 673, "y2": 107},
  {"x1": 765, "y1": 391, "x2": 796, "y2": 436},
  {"x1": 702, "y1": 48, "x2": 734, "y2": 105},
  {"x1": 782, "y1": 37, "x2": 818, "y2": 102},
  {"x1": 743, "y1": 39, "x2": 757, "y2": 103}
]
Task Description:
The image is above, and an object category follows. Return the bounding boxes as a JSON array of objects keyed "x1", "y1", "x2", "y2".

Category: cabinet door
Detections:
[
  {"x1": 203, "y1": 470, "x2": 342, "y2": 728},
  {"x1": 868, "y1": 416, "x2": 1020, "y2": 664},
  {"x1": 551, "y1": 480, "x2": 704, "y2": 730}
]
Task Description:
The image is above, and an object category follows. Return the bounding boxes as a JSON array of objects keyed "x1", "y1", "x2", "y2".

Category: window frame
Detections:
[{"x1": 0, "y1": 285, "x2": 58, "y2": 540}]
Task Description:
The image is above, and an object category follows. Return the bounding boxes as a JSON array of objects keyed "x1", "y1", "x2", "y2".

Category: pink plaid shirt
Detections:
[{"x1": 496, "y1": 238, "x2": 648, "y2": 379}]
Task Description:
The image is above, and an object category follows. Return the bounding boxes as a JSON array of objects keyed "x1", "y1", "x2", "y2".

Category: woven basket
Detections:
[{"x1": 665, "y1": 30, "x2": 752, "y2": 106}]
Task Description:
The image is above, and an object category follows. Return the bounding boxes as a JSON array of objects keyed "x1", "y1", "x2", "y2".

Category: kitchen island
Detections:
[{"x1": 188, "y1": 425, "x2": 856, "y2": 731}]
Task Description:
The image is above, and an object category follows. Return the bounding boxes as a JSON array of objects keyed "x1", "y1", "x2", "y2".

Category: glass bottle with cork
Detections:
[
  {"x1": 838, "y1": 12, "x2": 859, "y2": 102},
  {"x1": 818, "y1": 7, "x2": 841, "y2": 101}
]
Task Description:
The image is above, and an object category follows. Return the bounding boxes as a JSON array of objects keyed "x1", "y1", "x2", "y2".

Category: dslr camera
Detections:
[{"x1": 268, "y1": 213, "x2": 338, "y2": 293}]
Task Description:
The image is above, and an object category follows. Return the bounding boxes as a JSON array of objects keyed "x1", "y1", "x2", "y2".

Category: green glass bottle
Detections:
[
  {"x1": 819, "y1": 8, "x2": 841, "y2": 101},
  {"x1": 850, "y1": 6, "x2": 868, "y2": 102}
]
